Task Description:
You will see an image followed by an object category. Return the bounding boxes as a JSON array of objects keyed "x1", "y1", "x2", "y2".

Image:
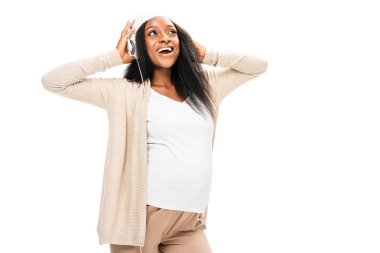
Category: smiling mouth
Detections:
[{"x1": 157, "y1": 47, "x2": 174, "y2": 55}]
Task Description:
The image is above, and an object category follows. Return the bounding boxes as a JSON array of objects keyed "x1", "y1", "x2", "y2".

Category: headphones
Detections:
[
  {"x1": 126, "y1": 17, "x2": 145, "y2": 82},
  {"x1": 125, "y1": 13, "x2": 172, "y2": 82},
  {"x1": 127, "y1": 19, "x2": 138, "y2": 59}
]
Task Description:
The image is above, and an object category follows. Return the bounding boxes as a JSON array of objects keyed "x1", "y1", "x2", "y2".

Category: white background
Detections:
[{"x1": 0, "y1": 0, "x2": 379, "y2": 252}]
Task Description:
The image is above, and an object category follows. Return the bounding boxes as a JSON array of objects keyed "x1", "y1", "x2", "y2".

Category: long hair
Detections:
[{"x1": 123, "y1": 20, "x2": 216, "y2": 121}]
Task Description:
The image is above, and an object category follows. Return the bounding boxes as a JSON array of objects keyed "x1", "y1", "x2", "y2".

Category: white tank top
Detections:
[{"x1": 147, "y1": 87, "x2": 214, "y2": 213}]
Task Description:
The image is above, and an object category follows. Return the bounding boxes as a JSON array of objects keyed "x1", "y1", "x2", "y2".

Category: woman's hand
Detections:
[
  {"x1": 116, "y1": 20, "x2": 136, "y2": 64},
  {"x1": 192, "y1": 40, "x2": 206, "y2": 62}
]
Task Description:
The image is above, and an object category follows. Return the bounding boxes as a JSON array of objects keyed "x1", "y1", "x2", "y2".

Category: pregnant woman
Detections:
[{"x1": 41, "y1": 13, "x2": 268, "y2": 253}]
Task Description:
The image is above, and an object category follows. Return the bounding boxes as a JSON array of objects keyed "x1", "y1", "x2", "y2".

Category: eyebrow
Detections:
[{"x1": 145, "y1": 25, "x2": 176, "y2": 30}]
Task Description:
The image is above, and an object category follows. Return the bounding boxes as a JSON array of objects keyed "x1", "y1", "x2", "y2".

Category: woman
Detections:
[{"x1": 41, "y1": 14, "x2": 268, "y2": 253}]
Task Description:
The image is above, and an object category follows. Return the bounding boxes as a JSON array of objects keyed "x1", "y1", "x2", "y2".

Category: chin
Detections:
[
  {"x1": 156, "y1": 63, "x2": 175, "y2": 69},
  {"x1": 153, "y1": 59, "x2": 178, "y2": 69},
  {"x1": 152, "y1": 53, "x2": 179, "y2": 69}
]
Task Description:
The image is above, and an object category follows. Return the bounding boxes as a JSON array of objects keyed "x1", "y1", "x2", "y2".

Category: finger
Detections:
[
  {"x1": 126, "y1": 27, "x2": 136, "y2": 39},
  {"x1": 122, "y1": 27, "x2": 135, "y2": 44},
  {"x1": 121, "y1": 20, "x2": 133, "y2": 34}
]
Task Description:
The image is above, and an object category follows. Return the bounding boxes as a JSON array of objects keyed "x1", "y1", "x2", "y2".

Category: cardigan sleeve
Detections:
[
  {"x1": 202, "y1": 47, "x2": 268, "y2": 102},
  {"x1": 41, "y1": 48, "x2": 124, "y2": 109}
]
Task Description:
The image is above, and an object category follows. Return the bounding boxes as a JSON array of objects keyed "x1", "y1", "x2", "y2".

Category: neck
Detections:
[{"x1": 150, "y1": 68, "x2": 173, "y2": 88}]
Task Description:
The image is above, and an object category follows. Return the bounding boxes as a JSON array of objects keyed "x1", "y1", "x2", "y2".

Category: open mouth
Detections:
[{"x1": 157, "y1": 46, "x2": 174, "y2": 55}]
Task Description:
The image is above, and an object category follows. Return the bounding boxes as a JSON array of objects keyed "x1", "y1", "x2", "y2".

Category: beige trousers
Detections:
[{"x1": 109, "y1": 205, "x2": 212, "y2": 253}]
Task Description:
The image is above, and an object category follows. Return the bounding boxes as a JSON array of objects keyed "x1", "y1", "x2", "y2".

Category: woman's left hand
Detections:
[{"x1": 192, "y1": 40, "x2": 206, "y2": 62}]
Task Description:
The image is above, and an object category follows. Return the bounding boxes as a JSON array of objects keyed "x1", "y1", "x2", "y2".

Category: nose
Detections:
[{"x1": 158, "y1": 33, "x2": 171, "y2": 43}]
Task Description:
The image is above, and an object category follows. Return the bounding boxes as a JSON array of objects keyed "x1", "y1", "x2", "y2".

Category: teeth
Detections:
[{"x1": 157, "y1": 47, "x2": 173, "y2": 53}]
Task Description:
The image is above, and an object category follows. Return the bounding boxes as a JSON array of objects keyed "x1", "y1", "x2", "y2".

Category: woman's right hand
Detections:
[{"x1": 116, "y1": 20, "x2": 136, "y2": 64}]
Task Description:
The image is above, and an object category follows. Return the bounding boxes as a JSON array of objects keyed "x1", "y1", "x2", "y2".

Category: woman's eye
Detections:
[
  {"x1": 148, "y1": 31, "x2": 157, "y2": 36},
  {"x1": 148, "y1": 30, "x2": 177, "y2": 37}
]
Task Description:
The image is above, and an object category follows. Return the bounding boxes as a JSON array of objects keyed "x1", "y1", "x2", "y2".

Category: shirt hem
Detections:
[{"x1": 147, "y1": 200, "x2": 206, "y2": 214}]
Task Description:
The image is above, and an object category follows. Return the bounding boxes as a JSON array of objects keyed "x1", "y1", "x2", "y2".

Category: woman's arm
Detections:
[
  {"x1": 41, "y1": 21, "x2": 136, "y2": 109},
  {"x1": 199, "y1": 44, "x2": 268, "y2": 103},
  {"x1": 41, "y1": 48, "x2": 124, "y2": 109}
]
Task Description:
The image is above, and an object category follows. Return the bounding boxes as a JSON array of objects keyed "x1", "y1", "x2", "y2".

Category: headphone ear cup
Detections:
[{"x1": 127, "y1": 34, "x2": 137, "y2": 59}]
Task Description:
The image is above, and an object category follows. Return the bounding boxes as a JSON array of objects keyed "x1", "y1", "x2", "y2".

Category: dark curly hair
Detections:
[{"x1": 123, "y1": 19, "x2": 216, "y2": 121}]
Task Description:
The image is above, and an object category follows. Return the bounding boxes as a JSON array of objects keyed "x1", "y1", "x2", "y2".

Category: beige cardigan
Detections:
[{"x1": 41, "y1": 47, "x2": 267, "y2": 246}]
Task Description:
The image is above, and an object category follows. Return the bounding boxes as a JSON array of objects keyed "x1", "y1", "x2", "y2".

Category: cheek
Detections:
[
  {"x1": 175, "y1": 41, "x2": 180, "y2": 56},
  {"x1": 145, "y1": 41, "x2": 156, "y2": 57}
]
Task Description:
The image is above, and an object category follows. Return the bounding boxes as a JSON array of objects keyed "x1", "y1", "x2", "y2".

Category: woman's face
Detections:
[{"x1": 144, "y1": 16, "x2": 180, "y2": 69}]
